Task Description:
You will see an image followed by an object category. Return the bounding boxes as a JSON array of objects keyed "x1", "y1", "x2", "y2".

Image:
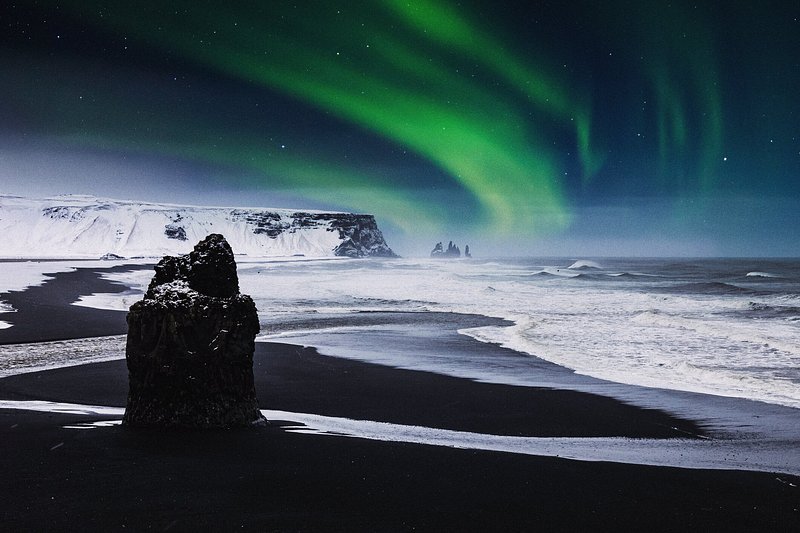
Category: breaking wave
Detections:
[
  {"x1": 568, "y1": 260, "x2": 602, "y2": 270},
  {"x1": 665, "y1": 282, "x2": 760, "y2": 296},
  {"x1": 746, "y1": 271, "x2": 781, "y2": 278}
]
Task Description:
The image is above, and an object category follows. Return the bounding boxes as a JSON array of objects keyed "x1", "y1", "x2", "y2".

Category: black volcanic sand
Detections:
[
  {"x1": 0, "y1": 263, "x2": 152, "y2": 344},
  {"x1": 0, "y1": 266, "x2": 798, "y2": 531},
  {"x1": 0, "y1": 342, "x2": 701, "y2": 439},
  {"x1": 1, "y1": 347, "x2": 799, "y2": 532}
]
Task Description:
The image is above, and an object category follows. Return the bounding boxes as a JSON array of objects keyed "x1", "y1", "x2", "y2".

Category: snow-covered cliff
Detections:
[{"x1": 0, "y1": 195, "x2": 397, "y2": 259}]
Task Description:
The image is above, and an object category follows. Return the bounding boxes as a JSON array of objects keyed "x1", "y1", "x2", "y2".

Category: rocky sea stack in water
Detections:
[
  {"x1": 123, "y1": 234, "x2": 264, "y2": 428},
  {"x1": 431, "y1": 241, "x2": 469, "y2": 258}
]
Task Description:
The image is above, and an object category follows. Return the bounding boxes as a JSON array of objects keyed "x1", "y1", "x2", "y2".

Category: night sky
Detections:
[{"x1": 1, "y1": 1, "x2": 798, "y2": 256}]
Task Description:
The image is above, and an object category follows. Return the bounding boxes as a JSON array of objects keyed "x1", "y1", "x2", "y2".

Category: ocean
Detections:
[
  {"x1": 241, "y1": 257, "x2": 800, "y2": 409},
  {"x1": 2, "y1": 256, "x2": 798, "y2": 410},
  {"x1": 3, "y1": 255, "x2": 800, "y2": 474}
]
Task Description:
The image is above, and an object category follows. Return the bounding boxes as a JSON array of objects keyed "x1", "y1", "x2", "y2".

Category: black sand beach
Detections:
[
  {"x1": 1, "y1": 266, "x2": 798, "y2": 531},
  {"x1": 0, "y1": 263, "x2": 151, "y2": 344}
]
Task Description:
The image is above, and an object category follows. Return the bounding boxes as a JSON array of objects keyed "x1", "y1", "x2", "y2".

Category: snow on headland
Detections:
[{"x1": 0, "y1": 194, "x2": 395, "y2": 259}]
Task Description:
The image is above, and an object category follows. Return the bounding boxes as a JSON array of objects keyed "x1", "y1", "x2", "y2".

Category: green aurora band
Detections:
[
  {"x1": 21, "y1": 0, "x2": 729, "y2": 239},
  {"x1": 56, "y1": 0, "x2": 603, "y2": 234}
]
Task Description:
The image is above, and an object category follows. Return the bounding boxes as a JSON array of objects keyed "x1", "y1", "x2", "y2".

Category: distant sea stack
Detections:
[
  {"x1": 0, "y1": 194, "x2": 397, "y2": 258},
  {"x1": 431, "y1": 241, "x2": 471, "y2": 258},
  {"x1": 123, "y1": 234, "x2": 265, "y2": 429}
]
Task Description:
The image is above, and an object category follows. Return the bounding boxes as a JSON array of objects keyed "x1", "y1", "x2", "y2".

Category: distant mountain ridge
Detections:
[{"x1": 0, "y1": 194, "x2": 397, "y2": 259}]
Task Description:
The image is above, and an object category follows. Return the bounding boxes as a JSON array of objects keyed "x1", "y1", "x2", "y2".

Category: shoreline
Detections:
[
  {"x1": 1, "y1": 264, "x2": 799, "y2": 529},
  {"x1": 2, "y1": 265, "x2": 799, "y2": 439},
  {"x1": 2, "y1": 266, "x2": 799, "y2": 438},
  {"x1": 3, "y1": 339, "x2": 800, "y2": 476},
  {"x1": 0, "y1": 342, "x2": 703, "y2": 440}
]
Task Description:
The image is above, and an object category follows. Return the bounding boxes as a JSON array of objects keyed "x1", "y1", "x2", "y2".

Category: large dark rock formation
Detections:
[{"x1": 123, "y1": 234, "x2": 265, "y2": 428}]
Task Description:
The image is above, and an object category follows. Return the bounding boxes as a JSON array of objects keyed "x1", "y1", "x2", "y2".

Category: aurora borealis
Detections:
[{"x1": 1, "y1": 1, "x2": 798, "y2": 255}]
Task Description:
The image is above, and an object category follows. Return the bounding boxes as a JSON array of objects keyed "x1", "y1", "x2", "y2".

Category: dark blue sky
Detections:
[{"x1": 1, "y1": 1, "x2": 798, "y2": 256}]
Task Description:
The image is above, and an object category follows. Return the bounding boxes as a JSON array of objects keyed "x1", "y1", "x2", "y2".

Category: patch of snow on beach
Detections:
[
  {"x1": 73, "y1": 290, "x2": 144, "y2": 311},
  {"x1": 72, "y1": 268, "x2": 151, "y2": 311},
  {"x1": 0, "y1": 258, "x2": 154, "y2": 296},
  {"x1": 0, "y1": 262, "x2": 58, "y2": 293}
]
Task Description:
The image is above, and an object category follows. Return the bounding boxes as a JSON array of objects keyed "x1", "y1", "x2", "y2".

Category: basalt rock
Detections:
[
  {"x1": 430, "y1": 240, "x2": 462, "y2": 258},
  {"x1": 123, "y1": 234, "x2": 265, "y2": 428}
]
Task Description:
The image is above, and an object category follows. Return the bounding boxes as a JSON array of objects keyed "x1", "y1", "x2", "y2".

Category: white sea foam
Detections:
[
  {"x1": 42, "y1": 257, "x2": 800, "y2": 410},
  {"x1": 0, "y1": 399, "x2": 797, "y2": 475},
  {"x1": 0, "y1": 321, "x2": 11, "y2": 330},
  {"x1": 264, "y1": 409, "x2": 800, "y2": 475},
  {"x1": 0, "y1": 335, "x2": 126, "y2": 377},
  {"x1": 0, "y1": 400, "x2": 125, "y2": 416},
  {"x1": 247, "y1": 258, "x2": 800, "y2": 409}
]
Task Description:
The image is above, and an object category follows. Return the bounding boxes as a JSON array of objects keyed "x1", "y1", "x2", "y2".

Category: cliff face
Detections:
[
  {"x1": 228, "y1": 210, "x2": 397, "y2": 258},
  {"x1": 328, "y1": 214, "x2": 397, "y2": 258},
  {"x1": 0, "y1": 194, "x2": 397, "y2": 258}
]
